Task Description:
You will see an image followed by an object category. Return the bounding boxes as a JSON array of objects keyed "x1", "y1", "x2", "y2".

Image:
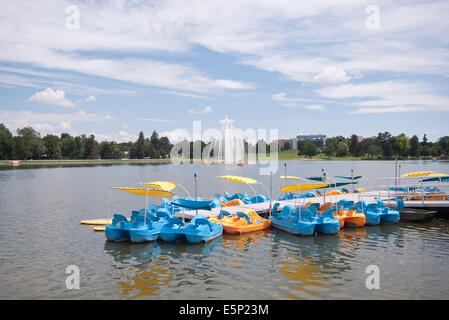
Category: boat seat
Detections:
[
  {"x1": 319, "y1": 202, "x2": 332, "y2": 213},
  {"x1": 236, "y1": 212, "x2": 252, "y2": 224}
]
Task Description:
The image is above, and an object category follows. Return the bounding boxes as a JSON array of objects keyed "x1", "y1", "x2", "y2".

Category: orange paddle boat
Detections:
[
  {"x1": 221, "y1": 199, "x2": 245, "y2": 207},
  {"x1": 334, "y1": 200, "x2": 365, "y2": 228},
  {"x1": 220, "y1": 209, "x2": 271, "y2": 234}
]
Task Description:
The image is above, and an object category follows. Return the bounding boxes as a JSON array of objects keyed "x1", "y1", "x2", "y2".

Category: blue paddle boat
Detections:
[
  {"x1": 182, "y1": 214, "x2": 223, "y2": 243},
  {"x1": 374, "y1": 199, "x2": 400, "y2": 224},
  {"x1": 159, "y1": 216, "x2": 186, "y2": 242},
  {"x1": 314, "y1": 207, "x2": 340, "y2": 235},
  {"x1": 269, "y1": 203, "x2": 316, "y2": 236},
  {"x1": 129, "y1": 208, "x2": 173, "y2": 243},
  {"x1": 105, "y1": 209, "x2": 146, "y2": 241},
  {"x1": 356, "y1": 201, "x2": 381, "y2": 225}
]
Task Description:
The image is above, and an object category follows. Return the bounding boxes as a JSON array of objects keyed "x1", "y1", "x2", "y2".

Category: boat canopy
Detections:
[
  {"x1": 280, "y1": 175, "x2": 301, "y2": 181},
  {"x1": 140, "y1": 181, "x2": 177, "y2": 191},
  {"x1": 335, "y1": 175, "x2": 362, "y2": 180},
  {"x1": 171, "y1": 198, "x2": 214, "y2": 210},
  {"x1": 321, "y1": 181, "x2": 359, "y2": 188},
  {"x1": 401, "y1": 171, "x2": 434, "y2": 178},
  {"x1": 112, "y1": 187, "x2": 174, "y2": 197},
  {"x1": 280, "y1": 183, "x2": 330, "y2": 192},
  {"x1": 421, "y1": 173, "x2": 449, "y2": 182},
  {"x1": 218, "y1": 175, "x2": 258, "y2": 184},
  {"x1": 306, "y1": 176, "x2": 324, "y2": 181}
]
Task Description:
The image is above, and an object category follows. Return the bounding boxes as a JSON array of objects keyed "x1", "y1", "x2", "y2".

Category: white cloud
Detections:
[
  {"x1": 85, "y1": 95, "x2": 96, "y2": 102},
  {"x1": 313, "y1": 66, "x2": 351, "y2": 85},
  {"x1": 160, "y1": 128, "x2": 191, "y2": 143},
  {"x1": 188, "y1": 106, "x2": 213, "y2": 114},
  {"x1": 0, "y1": 110, "x2": 108, "y2": 136},
  {"x1": 304, "y1": 104, "x2": 326, "y2": 111},
  {"x1": 317, "y1": 81, "x2": 449, "y2": 113},
  {"x1": 103, "y1": 114, "x2": 115, "y2": 120},
  {"x1": 29, "y1": 88, "x2": 74, "y2": 107}
]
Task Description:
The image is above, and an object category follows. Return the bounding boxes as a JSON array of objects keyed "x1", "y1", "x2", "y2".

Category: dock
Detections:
[{"x1": 175, "y1": 191, "x2": 388, "y2": 220}]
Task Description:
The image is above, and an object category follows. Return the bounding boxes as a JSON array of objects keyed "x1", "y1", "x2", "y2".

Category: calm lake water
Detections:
[{"x1": 0, "y1": 160, "x2": 448, "y2": 299}]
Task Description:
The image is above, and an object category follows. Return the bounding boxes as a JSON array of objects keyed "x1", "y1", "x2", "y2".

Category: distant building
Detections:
[
  {"x1": 293, "y1": 134, "x2": 326, "y2": 151},
  {"x1": 357, "y1": 136, "x2": 363, "y2": 142},
  {"x1": 277, "y1": 139, "x2": 293, "y2": 151}
]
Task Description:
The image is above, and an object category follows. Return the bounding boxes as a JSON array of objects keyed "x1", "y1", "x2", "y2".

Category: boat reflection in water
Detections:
[
  {"x1": 119, "y1": 259, "x2": 174, "y2": 299},
  {"x1": 104, "y1": 241, "x2": 174, "y2": 299}
]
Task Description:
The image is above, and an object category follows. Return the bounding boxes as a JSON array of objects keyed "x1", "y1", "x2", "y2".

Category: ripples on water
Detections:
[{"x1": 1, "y1": 163, "x2": 449, "y2": 299}]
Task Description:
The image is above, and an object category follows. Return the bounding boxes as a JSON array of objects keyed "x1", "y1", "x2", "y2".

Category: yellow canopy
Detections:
[
  {"x1": 140, "y1": 181, "x2": 177, "y2": 191},
  {"x1": 281, "y1": 175, "x2": 301, "y2": 181},
  {"x1": 426, "y1": 173, "x2": 448, "y2": 177},
  {"x1": 280, "y1": 183, "x2": 330, "y2": 192},
  {"x1": 112, "y1": 187, "x2": 174, "y2": 197},
  {"x1": 218, "y1": 175, "x2": 258, "y2": 184},
  {"x1": 401, "y1": 171, "x2": 434, "y2": 178}
]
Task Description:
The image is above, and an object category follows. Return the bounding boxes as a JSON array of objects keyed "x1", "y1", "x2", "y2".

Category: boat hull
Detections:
[
  {"x1": 270, "y1": 219, "x2": 315, "y2": 236},
  {"x1": 222, "y1": 221, "x2": 271, "y2": 234},
  {"x1": 381, "y1": 213, "x2": 400, "y2": 224},
  {"x1": 105, "y1": 225, "x2": 129, "y2": 241},
  {"x1": 315, "y1": 221, "x2": 340, "y2": 235},
  {"x1": 129, "y1": 227, "x2": 159, "y2": 243},
  {"x1": 364, "y1": 212, "x2": 381, "y2": 226}
]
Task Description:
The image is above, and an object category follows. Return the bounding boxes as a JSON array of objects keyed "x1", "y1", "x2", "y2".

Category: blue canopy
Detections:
[
  {"x1": 335, "y1": 175, "x2": 362, "y2": 180},
  {"x1": 171, "y1": 198, "x2": 214, "y2": 210},
  {"x1": 306, "y1": 176, "x2": 324, "y2": 181}
]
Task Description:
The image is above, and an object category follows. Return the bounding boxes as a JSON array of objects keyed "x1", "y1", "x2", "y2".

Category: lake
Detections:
[{"x1": 0, "y1": 160, "x2": 448, "y2": 299}]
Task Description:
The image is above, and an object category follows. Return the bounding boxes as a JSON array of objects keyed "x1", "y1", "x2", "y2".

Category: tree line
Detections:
[
  {"x1": 295, "y1": 132, "x2": 449, "y2": 159},
  {"x1": 0, "y1": 123, "x2": 173, "y2": 160}
]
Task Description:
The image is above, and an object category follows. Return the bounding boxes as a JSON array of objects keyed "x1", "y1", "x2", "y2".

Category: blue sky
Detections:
[{"x1": 1, "y1": 0, "x2": 449, "y2": 143}]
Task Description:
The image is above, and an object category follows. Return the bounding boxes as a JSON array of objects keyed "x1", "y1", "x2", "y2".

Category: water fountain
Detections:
[{"x1": 203, "y1": 115, "x2": 246, "y2": 165}]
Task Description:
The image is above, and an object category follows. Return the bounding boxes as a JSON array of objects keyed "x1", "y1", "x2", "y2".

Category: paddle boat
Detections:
[
  {"x1": 334, "y1": 199, "x2": 366, "y2": 228},
  {"x1": 221, "y1": 198, "x2": 245, "y2": 207},
  {"x1": 313, "y1": 207, "x2": 341, "y2": 235},
  {"x1": 159, "y1": 216, "x2": 186, "y2": 242},
  {"x1": 374, "y1": 199, "x2": 400, "y2": 224},
  {"x1": 209, "y1": 210, "x2": 232, "y2": 224},
  {"x1": 182, "y1": 214, "x2": 223, "y2": 243},
  {"x1": 104, "y1": 187, "x2": 175, "y2": 241},
  {"x1": 269, "y1": 203, "x2": 316, "y2": 236},
  {"x1": 105, "y1": 209, "x2": 146, "y2": 241},
  {"x1": 221, "y1": 209, "x2": 271, "y2": 234},
  {"x1": 355, "y1": 200, "x2": 382, "y2": 225},
  {"x1": 129, "y1": 208, "x2": 173, "y2": 243}
]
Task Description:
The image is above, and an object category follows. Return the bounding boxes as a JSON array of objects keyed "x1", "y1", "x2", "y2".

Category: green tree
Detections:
[
  {"x1": 60, "y1": 133, "x2": 75, "y2": 159},
  {"x1": 437, "y1": 136, "x2": 449, "y2": 156},
  {"x1": 0, "y1": 123, "x2": 14, "y2": 160},
  {"x1": 367, "y1": 144, "x2": 383, "y2": 157},
  {"x1": 335, "y1": 141, "x2": 349, "y2": 157},
  {"x1": 303, "y1": 141, "x2": 317, "y2": 158},
  {"x1": 43, "y1": 134, "x2": 62, "y2": 159},
  {"x1": 84, "y1": 135, "x2": 98, "y2": 159},
  {"x1": 376, "y1": 131, "x2": 392, "y2": 157},
  {"x1": 99, "y1": 141, "x2": 114, "y2": 159},
  {"x1": 17, "y1": 126, "x2": 45, "y2": 159},
  {"x1": 135, "y1": 132, "x2": 145, "y2": 159},
  {"x1": 391, "y1": 134, "x2": 410, "y2": 157},
  {"x1": 409, "y1": 135, "x2": 420, "y2": 157},
  {"x1": 348, "y1": 134, "x2": 360, "y2": 157}
]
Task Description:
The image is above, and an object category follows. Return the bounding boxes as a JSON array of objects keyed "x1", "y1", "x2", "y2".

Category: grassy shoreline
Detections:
[{"x1": 1, "y1": 152, "x2": 444, "y2": 168}]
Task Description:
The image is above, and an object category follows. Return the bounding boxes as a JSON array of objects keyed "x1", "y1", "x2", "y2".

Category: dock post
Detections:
[
  {"x1": 269, "y1": 171, "x2": 273, "y2": 216},
  {"x1": 194, "y1": 173, "x2": 198, "y2": 216}
]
